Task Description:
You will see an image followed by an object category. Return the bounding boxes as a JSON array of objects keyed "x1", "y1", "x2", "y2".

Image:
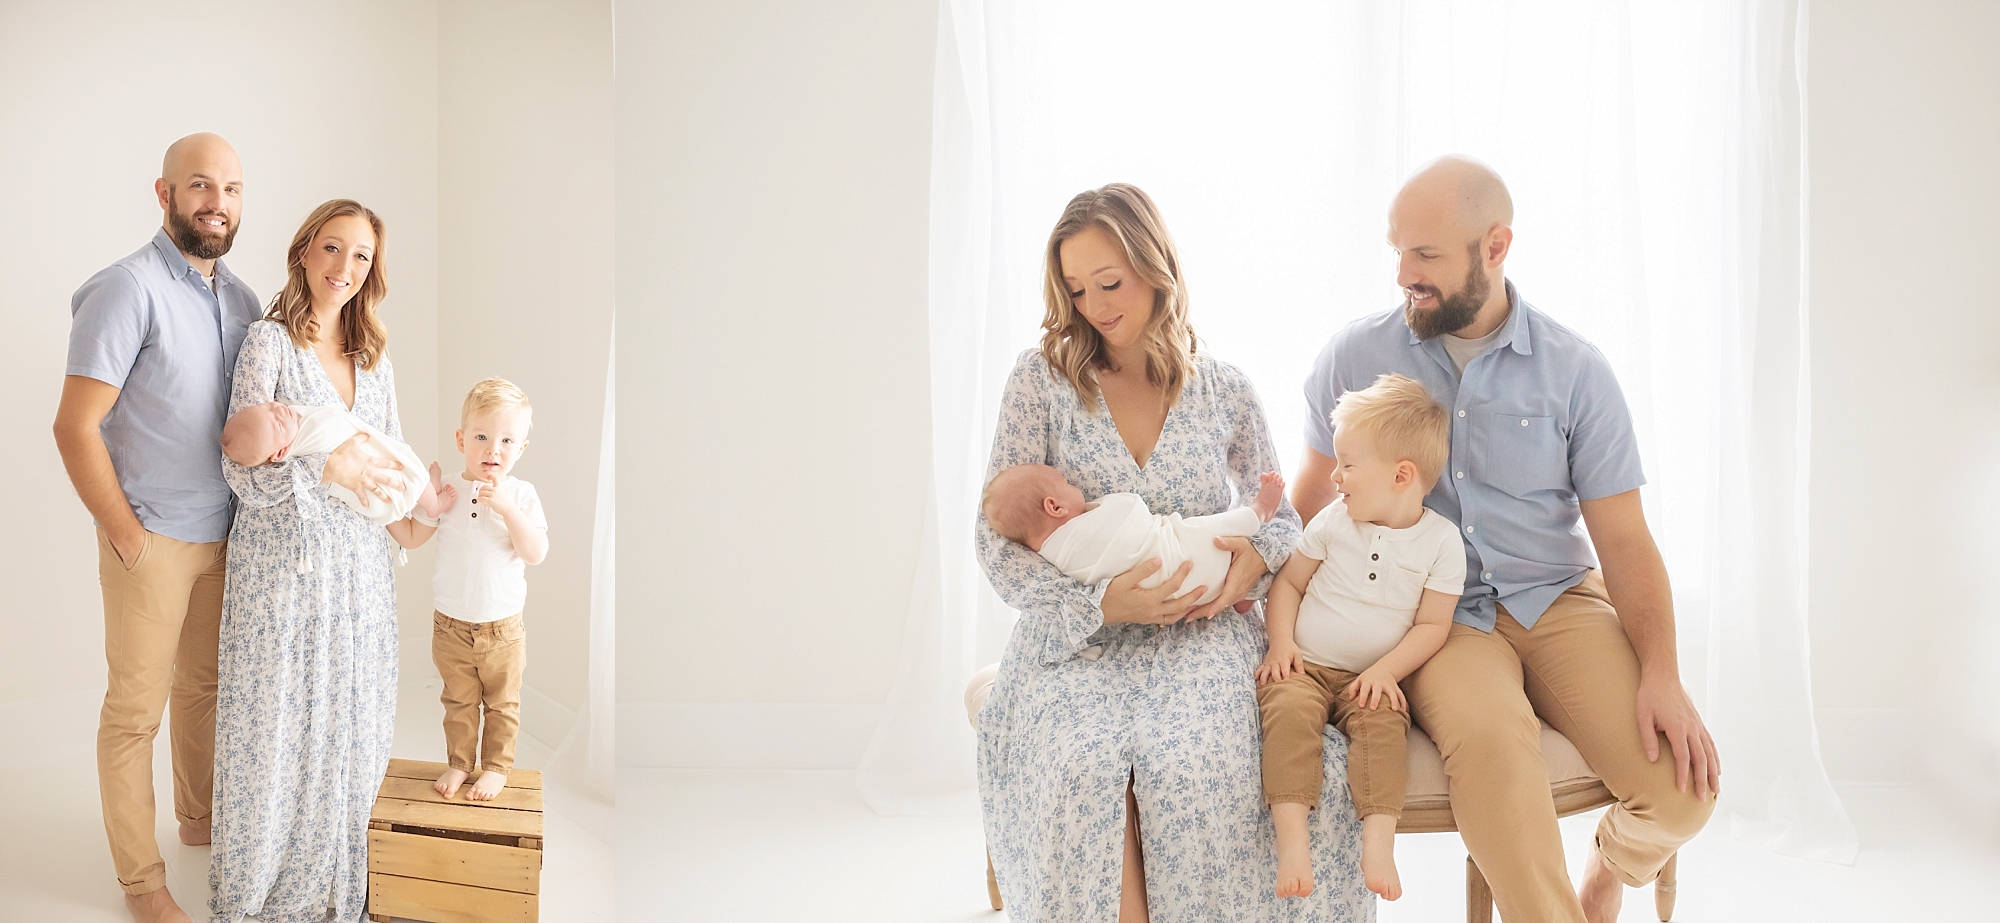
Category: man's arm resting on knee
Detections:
[
  {"x1": 54, "y1": 375, "x2": 146, "y2": 566},
  {"x1": 1580, "y1": 488, "x2": 1721, "y2": 800}
]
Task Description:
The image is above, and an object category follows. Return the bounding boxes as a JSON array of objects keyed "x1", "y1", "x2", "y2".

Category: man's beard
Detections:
[
  {"x1": 166, "y1": 188, "x2": 238, "y2": 261},
  {"x1": 1404, "y1": 245, "x2": 1490, "y2": 340}
]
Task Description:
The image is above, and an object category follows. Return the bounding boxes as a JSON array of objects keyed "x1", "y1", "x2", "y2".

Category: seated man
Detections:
[{"x1": 1293, "y1": 155, "x2": 1719, "y2": 923}]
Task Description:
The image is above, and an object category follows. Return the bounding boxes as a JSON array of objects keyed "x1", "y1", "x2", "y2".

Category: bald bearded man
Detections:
[
  {"x1": 1293, "y1": 156, "x2": 1717, "y2": 923},
  {"x1": 53, "y1": 133, "x2": 262, "y2": 923}
]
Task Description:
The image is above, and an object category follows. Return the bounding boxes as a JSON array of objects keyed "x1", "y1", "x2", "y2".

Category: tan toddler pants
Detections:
[
  {"x1": 431, "y1": 611, "x2": 527, "y2": 773},
  {"x1": 1256, "y1": 660, "x2": 1410, "y2": 818},
  {"x1": 1404, "y1": 571, "x2": 1714, "y2": 923},
  {"x1": 95, "y1": 528, "x2": 223, "y2": 895}
]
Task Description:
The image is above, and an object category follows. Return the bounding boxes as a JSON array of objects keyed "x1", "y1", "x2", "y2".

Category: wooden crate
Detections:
[{"x1": 366, "y1": 759, "x2": 544, "y2": 923}]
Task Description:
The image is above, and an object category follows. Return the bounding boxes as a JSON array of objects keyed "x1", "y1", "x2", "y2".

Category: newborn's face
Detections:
[{"x1": 254, "y1": 403, "x2": 301, "y2": 464}]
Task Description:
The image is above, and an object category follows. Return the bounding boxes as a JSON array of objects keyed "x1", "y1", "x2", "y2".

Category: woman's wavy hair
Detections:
[
  {"x1": 265, "y1": 199, "x2": 389, "y2": 370},
  {"x1": 1039, "y1": 183, "x2": 1198, "y2": 410}
]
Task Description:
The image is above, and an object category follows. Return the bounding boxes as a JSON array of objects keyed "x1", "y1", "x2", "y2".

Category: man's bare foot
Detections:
[
  {"x1": 434, "y1": 767, "x2": 469, "y2": 798},
  {"x1": 1272, "y1": 802, "x2": 1315, "y2": 897},
  {"x1": 1577, "y1": 850, "x2": 1624, "y2": 923},
  {"x1": 468, "y1": 770, "x2": 507, "y2": 801},
  {"x1": 1359, "y1": 813, "x2": 1402, "y2": 900},
  {"x1": 175, "y1": 820, "x2": 210, "y2": 846},
  {"x1": 124, "y1": 886, "x2": 194, "y2": 923}
]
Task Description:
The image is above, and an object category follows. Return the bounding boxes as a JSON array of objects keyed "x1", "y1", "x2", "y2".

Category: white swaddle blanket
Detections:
[
  {"x1": 1037, "y1": 492, "x2": 1262, "y2": 607},
  {"x1": 287, "y1": 403, "x2": 427, "y2": 526}
]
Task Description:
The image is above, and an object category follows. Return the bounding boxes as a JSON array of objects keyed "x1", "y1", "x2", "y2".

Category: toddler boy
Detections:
[
  {"x1": 430, "y1": 378, "x2": 549, "y2": 801},
  {"x1": 1257, "y1": 373, "x2": 1464, "y2": 901}
]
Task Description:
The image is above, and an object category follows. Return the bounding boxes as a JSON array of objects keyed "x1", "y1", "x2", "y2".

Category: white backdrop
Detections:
[{"x1": 862, "y1": 0, "x2": 1857, "y2": 863}]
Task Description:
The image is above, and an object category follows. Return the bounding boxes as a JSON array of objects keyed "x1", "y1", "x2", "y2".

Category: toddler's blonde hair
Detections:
[
  {"x1": 1331, "y1": 373, "x2": 1450, "y2": 488},
  {"x1": 981, "y1": 465, "x2": 1059, "y2": 544},
  {"x1": 461, "y1": 377, "x2": 532, "y2": 427}
]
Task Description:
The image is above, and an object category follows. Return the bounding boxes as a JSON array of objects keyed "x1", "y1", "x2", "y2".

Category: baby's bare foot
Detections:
[
  {"x1": 176, "y1": 820, "x2": 210, "y2": 846},
  {"x1": 434, "y1": 767, "x2": 469, "y2": 798},
  {"x1": 1253, "y1": 472, "x2": 1287, "y2": 521},
  {"x1": 124, "y1": 886, "x2": 194, "y2": 923},
  {"x1": 1361, "y1": 813, "x2": 1402, "y2": 900},
  {"x1": 469, "y1": 770, "x2": 507, "y2": 801}
]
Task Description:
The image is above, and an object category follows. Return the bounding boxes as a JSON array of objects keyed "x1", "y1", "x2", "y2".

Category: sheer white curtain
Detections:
[
  {"x1": 545, "y1": 319, "x2": 616, "y2": 842},
  {"x1": 859, "y1": 0, "x2": 1855, "y2": 862}
]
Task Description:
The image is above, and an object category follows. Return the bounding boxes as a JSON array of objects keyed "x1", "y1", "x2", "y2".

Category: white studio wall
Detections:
[
  {"x1": 437, "y1": 0, "x2": 615, "y2": 754},
  {"x1": 0, "y1": 0, "x2": 443, "y2": 710},
  {"x1": 618, "y1": 0, "x2": 939, "y2": 769},
  {"x1": 1806, "y1": 0, "x2": 2000, "y2": 827}
]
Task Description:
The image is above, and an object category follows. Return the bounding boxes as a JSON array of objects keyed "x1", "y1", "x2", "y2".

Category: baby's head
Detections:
[
  {"x1": 1329, "y1": 373, "x2": 1450, "y2": 524},
  {"x1": 982, "y1": 464, "x2": 1089, "y2": 552},
  {"x1": 221, "y1": 402, "x2": 301, "y2": 467},
  {"x1": 456, "y1": 378, "x2": 533, "y2": 481}
]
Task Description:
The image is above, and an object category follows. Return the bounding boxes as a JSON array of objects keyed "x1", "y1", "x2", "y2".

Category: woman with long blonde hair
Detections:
[
  {"x1": 974, "y1": 184, "x2": 1369, "y2": 921},
  {"x1": 209, "y1": 199, "x2": 411, "y2": 923}
]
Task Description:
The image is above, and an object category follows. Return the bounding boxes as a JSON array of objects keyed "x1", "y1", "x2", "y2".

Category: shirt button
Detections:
[
  {"x1": 1457, "y1": 410, "x2": 1466, "y2": 418},
  {"x1": 1371, "y1": 553, "x2": 1379, "y2": 561},
  {"x1": 1521, "y1": 419, "x2": 1529, "y2": 426},
  {"x1": 1465, "y1": 525, "x2": 1474, "y2": 533},
  {"x1": 1456, "y1": 471, "x2": 1464, "y2": 479},
  {"x1": 1484, "y1": 572, "x2": 1493, "y2": 579},
  {"x1": 1368, "y1": 573, "x2": 1377, "y2": 580}
]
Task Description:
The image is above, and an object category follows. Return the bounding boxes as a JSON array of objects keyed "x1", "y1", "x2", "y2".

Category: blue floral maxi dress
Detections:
[
  {"x1": 210, "y1": 320, "x2": 401, "y2": 923},
  {"x1": 976, "y1": 351, "x2": 1373, "y2": 923}
]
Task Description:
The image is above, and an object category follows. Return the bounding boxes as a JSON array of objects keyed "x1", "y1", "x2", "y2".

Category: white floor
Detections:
[
  {"x1": 637, "y1": 769, "x2": 2000, "y2": 922},
  {"x1": 0, "y1": 684, "x2": 612, "y2": 922}
]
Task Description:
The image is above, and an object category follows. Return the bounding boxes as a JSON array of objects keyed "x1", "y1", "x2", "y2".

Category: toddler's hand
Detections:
[
  {"x1": 477, "y1": 478, "x2": 516, "y2": 517},
  {"x1": 1343, "y1": 667, "x2": 1407, "y2": 713},
  {"x1": 1256, "y1": 644, "x2": 1305, "y2": 686}
]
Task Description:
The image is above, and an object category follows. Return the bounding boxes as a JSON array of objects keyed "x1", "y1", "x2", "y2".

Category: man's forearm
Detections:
[
  {"x1": 54, "y1": 427, "x2": 141, "y2": 536},
  {"x1": 1599, "y1": 538, "x2": 1679, "y2": 680}
]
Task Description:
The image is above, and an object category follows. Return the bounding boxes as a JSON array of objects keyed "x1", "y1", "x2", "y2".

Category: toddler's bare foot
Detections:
[
  {"x1": 1577, "y1": 850, "x2": 1624, "y2": 923},
  {"x1": 176, "y1": 820, "x2": 210, "y2": 846},
  {"x1": 1253, "y1": 472, "x2": 1287, "y2": 522},
  {"x1": 434, "y1": 767, "x2": 469, "y2": 798},
  {"x1": 1360, "y1": 813, "x2": 1402, "y2": 900},
  {"x1": 469, "y1": 770, "x2": 507, "y2": 801},
  {"x1": 124, "y1": 886, "x2": 194, "y2": 923},
  {"x1": 1272, "y1": 801, "x2": 1315, "y2": 897}
]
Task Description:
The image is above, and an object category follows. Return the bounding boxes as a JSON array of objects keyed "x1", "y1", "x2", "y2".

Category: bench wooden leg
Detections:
[
  {"x1": 1654, "y1": 852, "x2": 1678, "y2": 921},
  {"x1": 1466, "y1": 855, "x2": 1493, "y2": 923},
  {"x1": 986, "y1": 850, "x2": 1003, "y2": 911}
]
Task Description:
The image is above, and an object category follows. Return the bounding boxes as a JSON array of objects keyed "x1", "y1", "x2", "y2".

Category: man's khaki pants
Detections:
[
  {"x1": 431, "y1": 612, "x2": 526, "y2": 774},
  {"x1": 1404, "y1": 571, "x2": 1713, "y2": 923},
  {"x1": 95, "y1": 528, "x2": 224, "y2": 895}
]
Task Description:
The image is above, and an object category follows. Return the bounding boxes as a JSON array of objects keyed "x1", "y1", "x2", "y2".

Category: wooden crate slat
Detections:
[
  {"x1": 371, "y1": 797, "x2": 543, "y2": 838},
  {"x1": 369, "y1": 872, "x2": 538, "y2": 923},
  {"x1": 368, "y1": 830, "x2": 540, "y2": 895},
  {"x1": 382, "y1": 757, "x2": 542, "y2": 790},
  {"x1": 377, "y1": 775, "x2": 544, "y2": 812}
]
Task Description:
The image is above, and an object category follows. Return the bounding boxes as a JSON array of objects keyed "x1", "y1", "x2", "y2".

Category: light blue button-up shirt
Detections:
[
  {"x1": 67, "y1": 229, "x2": 262, "y2": 543},
  {"x1": 1303, "y1": 281, "x2": 1645, "y2": 631}
]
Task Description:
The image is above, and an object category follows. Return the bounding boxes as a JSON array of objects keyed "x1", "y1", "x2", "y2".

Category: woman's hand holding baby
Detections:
[
  {"x1": 1102, "y1": 558, "x2": 1201, "y2": 626},
  {"x1": 1186, "y1": 535, "x2": 1269, "y2": 621},
  {"x1": 323, "y1": 432, "x2": 403, "y2": 501}
]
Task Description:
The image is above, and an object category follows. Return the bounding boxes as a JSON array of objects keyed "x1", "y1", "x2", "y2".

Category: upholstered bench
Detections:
[{"x1": 963, "y1": 664, "x2": 1678, "y2": 922}]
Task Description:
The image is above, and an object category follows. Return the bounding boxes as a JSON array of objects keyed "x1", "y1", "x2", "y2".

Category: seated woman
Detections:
[{"x1": 975, "y1": 183, "x2": 1372, "y2": 921}]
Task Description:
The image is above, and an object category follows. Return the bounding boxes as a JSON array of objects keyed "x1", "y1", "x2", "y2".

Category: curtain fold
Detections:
[
  {"x1": 546, "y1": 316, "x2": 617, "y2": 842},
  {"x1": 862, "y1": 0, "x2": 1857, "y2": 861}
]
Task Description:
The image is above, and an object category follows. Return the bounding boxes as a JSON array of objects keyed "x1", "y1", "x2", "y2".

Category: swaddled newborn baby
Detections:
[
  {"x1": 223, "y1": 401, "x2": 448, "y2": 525},
  {"x1": 983, "y1": 465, "x2": 1286, "y2": 607}
]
